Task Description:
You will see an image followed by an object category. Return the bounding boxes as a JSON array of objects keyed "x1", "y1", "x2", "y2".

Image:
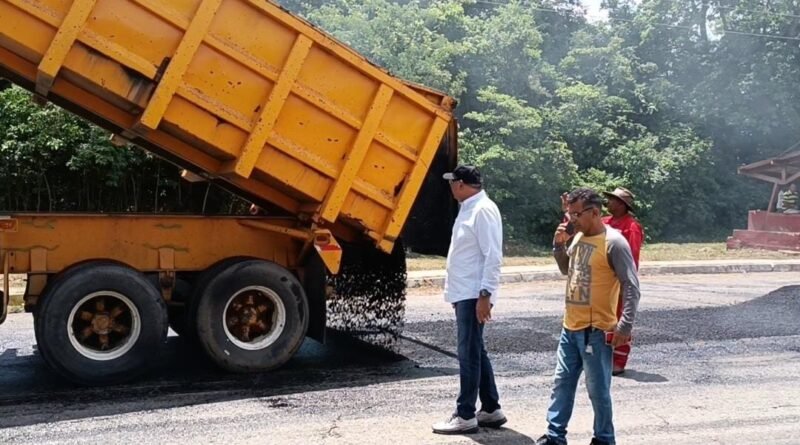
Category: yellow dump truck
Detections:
[{"x1": 0, "y1": 0, "x2": 457, "y2": 385}]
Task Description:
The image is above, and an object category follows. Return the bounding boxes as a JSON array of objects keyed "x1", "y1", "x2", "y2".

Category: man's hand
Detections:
[
  {"x1": 611, "y1": 328, "x2": 631, "y2": 348},
  {"x1": 554, "y1": 223, "x2": 571, "y2": 246},
  {"x1": 476, "y1": 296, "x2": 492, "y2": 324}
]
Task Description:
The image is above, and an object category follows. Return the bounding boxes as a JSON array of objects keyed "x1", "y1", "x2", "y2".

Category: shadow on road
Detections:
[
  {"x1": 470, "y1": 427, "x2": 537, "y2": 444},
  {"x1": 0, "y1": 331, "x2": 457, "y2": 429},
  {"x1": 615, "y1": 369, "x2": 668, "y2": 383}
]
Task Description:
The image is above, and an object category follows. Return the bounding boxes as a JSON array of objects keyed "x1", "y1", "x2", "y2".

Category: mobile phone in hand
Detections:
[{"x1": 565, "y1": 221, "x2": 575, "y2": 236}]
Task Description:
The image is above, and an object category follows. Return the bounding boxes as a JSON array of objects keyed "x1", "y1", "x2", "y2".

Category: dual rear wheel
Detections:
[
  {"x1": 35, "y1": 259, "x2": 309, "y2": 385},
  {"x1": 193, "y1": 260, "x2": 308, "y2": 373}
]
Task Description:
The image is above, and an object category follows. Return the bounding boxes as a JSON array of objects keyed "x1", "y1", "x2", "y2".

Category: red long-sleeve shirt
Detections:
[{"x1": 602, "y1": 214, "x2": 643, "y2": 269}]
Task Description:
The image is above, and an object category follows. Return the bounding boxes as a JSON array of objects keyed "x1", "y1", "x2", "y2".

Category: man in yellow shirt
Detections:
[{"x1": 535, "y1": 188, "x2": 641, "y2": 445}]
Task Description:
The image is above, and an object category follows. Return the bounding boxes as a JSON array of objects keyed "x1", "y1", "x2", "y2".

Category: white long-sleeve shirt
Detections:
[{"x1": 444, "y1": 190, "x2": 503, "y2": 305}]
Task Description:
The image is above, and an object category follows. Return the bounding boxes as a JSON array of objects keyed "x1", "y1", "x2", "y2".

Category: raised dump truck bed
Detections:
[
  {"x1": 0, "y1": 0, "x2": 456, "y2": 253},
  {"x1": 0, "y1": 0, "x2": 457, "y2": 385}
]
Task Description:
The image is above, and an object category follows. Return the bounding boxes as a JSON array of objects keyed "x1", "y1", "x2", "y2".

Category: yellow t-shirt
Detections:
[{"x1": 564, "y1": 232, "x2": 620, "y2": 331}]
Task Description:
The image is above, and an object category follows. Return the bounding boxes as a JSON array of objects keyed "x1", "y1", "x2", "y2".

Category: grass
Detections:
[
  {"x1": 639, "y1": 242, "x2": 798, "y2": 262},
  {"x1": 406, "y1": 242, "x2": 798, "y2": 271}
]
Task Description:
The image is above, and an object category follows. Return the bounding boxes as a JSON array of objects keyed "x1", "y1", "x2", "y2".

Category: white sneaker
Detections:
[
  {"x1": 476, "y1": 408, "x2": 507, "y2": 428},
  {"x1": 432, "y1": 415, "x2": 479, "y2": 434}
]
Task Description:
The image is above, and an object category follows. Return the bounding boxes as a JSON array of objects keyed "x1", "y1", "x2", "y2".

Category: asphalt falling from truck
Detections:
[{"x1": 326, "y1": 242, "x2": 407, "y2": 350}]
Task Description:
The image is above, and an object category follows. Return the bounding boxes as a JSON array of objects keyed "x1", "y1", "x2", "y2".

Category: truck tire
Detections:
[
  {"x1": 184, "y1": 257, "x2": 255, "y2": 346},
  {"x1": 35, "y1": 262, "x2": 168, "y2": 386},
  {"x1": 35, "y1": 261, "x2": 121, "y2": 365},
  {"x1": 194, "y1": 260, "x2": 308, "y2": 373}
]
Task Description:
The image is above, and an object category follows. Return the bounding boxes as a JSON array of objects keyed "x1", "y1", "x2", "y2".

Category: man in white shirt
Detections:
[{"x1": 432, "y1": 165, "x2": 506, "y2": 435}]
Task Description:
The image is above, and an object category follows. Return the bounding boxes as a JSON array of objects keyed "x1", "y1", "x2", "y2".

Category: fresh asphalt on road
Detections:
[{"x1": 0, "y1": 272, "x2": 798, "y2": 444}]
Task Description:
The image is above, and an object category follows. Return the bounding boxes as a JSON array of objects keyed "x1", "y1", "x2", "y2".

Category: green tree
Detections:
[
  {"x1": 462, "y1": 87, "x2": 578, "y2": 243},
  {"x1": 302, "y1": 0, "x2": 468, "y2": 97}
]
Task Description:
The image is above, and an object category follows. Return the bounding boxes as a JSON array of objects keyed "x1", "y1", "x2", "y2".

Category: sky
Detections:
[
  {"x1": 583, "y1": 0, "x2": 610, "y2": 22},
  {"x1": 582, "y1": 0, "x2": 644, "y2": 23}
]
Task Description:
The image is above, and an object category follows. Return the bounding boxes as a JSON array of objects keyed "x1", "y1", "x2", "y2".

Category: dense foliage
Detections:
[
  {"x1": 0, "y1": 87, "x2": 248, "y2": 215},
  {"x1": 2, "y1": 0, "x2": 798, "y2": 244}
]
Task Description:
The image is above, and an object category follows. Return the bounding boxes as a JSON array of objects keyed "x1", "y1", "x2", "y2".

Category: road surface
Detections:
[{"x1": 0, "y1": 272, "x2": 798, "y2": 444}]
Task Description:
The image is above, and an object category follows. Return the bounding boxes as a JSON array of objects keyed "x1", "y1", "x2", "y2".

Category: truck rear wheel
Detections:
[
  {"x1": 194, "y1": 260, "x2": 308, "y2": 373},
  {"x1": 183, "y1": 257, "x2": 256, "y2": 346},
  {"x1": 35, "y1": 262, "x2": 168, "y2": 385}
]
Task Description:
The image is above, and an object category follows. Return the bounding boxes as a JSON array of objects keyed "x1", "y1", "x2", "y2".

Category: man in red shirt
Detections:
[{"x1": 602, "y1": 187, "x2": 643, "y2": 376}]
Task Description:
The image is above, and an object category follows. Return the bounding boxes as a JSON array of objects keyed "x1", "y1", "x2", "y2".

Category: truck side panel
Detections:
[
  {"x1": 0, "y1": 214, "x2": 304, "y2": 307},
  {"x1": 0, "y1": 214, "x2": 302, "y2": 273}
]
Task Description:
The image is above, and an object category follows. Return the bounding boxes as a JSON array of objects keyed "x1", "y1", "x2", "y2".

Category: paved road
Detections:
[{"x1": 0, "y1": 272, "x2": 798, "y2": 444}]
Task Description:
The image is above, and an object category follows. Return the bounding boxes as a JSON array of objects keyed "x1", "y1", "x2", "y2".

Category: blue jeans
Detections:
[
  {"x1": 545, "y1": 327, "x2": 615, "y2": 445},
  {"x1": 454, "y1": 298, "x2": 500, "y2": 419}
]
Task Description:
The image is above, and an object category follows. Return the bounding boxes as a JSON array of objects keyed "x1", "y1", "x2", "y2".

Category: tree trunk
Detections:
[
  {"x1": 154, "y1": 160, "x2": 161, "y2": 212},
  {"x1": 131, "y1": 175, "x2": 139, "y2": 212},
  {"x1": 42, "y1": 174, "x2": 53, "y2": 211},
  {"x1": 36, "y1": 176, "x2": 41, "y2": 211},
  {"x1": 84, "y1": 174, "x2": 90, "y2": 211},
  {"x1": 699, "y1": 0, "x2": 709, "y2": 43},
  {"x1": 202, "y1": 183, "x2": 211, "y2": 214},
  {"x1": 122, "y1": 174, "x2": 128, "y2": 211},
  {"x1": 715, "y1": 0, "x2": 729, "y2": 34}
]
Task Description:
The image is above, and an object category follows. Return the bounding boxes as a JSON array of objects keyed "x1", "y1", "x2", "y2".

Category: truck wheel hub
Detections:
[
  {"x1": 223, "y1": 286, "x2": 286, "y2": 351},
  {"x1": 68, "y1": 291, "x2": 141, "y2": 361}
]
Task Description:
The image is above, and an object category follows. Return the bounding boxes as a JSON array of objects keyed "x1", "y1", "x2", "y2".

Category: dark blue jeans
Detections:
[{"x1": 455, "y1": 298, "x2": 500, "y2": 420}]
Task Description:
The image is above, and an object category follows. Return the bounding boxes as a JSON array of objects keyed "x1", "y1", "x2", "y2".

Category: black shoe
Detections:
[
  {"x1": 590, "y1": 439, "x2": 611, "y2": 445},
  {"x1": 612, "y1": 367, "x2": 625, "y2": 376},
  {"x1": 535, "y1": 435, "x2": 563, "y2": 445}
]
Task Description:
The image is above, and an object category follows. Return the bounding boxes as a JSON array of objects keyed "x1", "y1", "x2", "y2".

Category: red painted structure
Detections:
[
  {"x1": 727, "y1": 149, "x2": 800, "y2": 252},
  {"x1": 727, "y1": 211, "x2": 800, "y2": 251}
]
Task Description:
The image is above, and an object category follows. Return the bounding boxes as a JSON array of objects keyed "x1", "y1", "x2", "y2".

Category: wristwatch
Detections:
[{"x1": 479, "y1": 289, "x2": 491, "y2": 299}]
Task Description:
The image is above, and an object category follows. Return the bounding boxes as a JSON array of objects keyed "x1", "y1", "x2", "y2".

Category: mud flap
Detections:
[
  {"x1": 0, "y1": 248, "x2": 8, "y2": 325},
  {"x1": 0, "y1": 290, "x2": 6, "y2": 325},
  {"x1": 302, "y1": 253, "x2": 327, "y2": 343}
]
